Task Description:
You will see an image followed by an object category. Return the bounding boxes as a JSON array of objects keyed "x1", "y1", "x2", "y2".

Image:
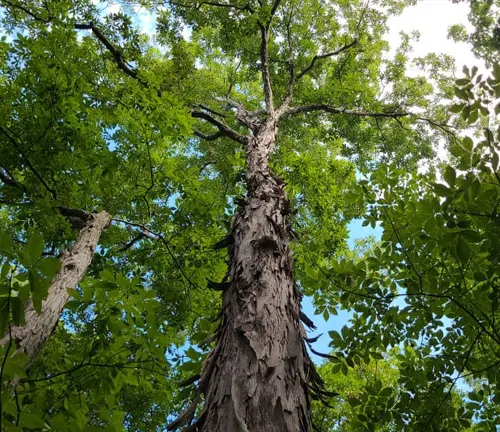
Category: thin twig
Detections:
[
  {"x1": 0, "y1": 126, "x2": 57, "y2": 199},
  {"x1": 424, "y1": 330, "x2": 482, "y2": 428},
  {"x1": 112, "y1": 218, "x2": 199, "y2": 290}
]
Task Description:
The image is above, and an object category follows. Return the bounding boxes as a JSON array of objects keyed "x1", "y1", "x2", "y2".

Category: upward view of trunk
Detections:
[
  {"x1": 195, "y1": 122, "x2": 312, "y2": 431},
  {"x1": 0, "y1": 210, "x2": 111, "y2": 362}
]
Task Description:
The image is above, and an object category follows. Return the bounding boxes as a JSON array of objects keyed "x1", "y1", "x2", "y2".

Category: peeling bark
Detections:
[
  {"x1": 195, "y1": 122, "x2": 313, "y2": 432},
  {"x1": 0, "y1": 210, "x2": 111, "y2": 362}
]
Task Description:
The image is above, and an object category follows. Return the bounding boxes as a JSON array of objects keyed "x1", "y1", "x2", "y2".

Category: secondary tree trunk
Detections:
[
  {"x1": 0, "y1": 210, "x2": 111, "y2": 362},
  {"x1": 196, "y1": 123, "x2": 313, "y2": 431}
]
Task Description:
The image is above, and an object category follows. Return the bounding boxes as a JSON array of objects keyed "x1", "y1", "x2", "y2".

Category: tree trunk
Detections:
[
  {"x1": 196, "y1": 123, "x2": 313, "y2": 431},
  {"x1": 0, "y1": 210, "x2": 111, "y2": 362}
]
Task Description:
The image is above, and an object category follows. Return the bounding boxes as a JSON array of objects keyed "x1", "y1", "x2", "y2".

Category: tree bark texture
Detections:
[
  {"x1": 196, "y1": 123, "x2": 313, "y2": 431},
  {"x1": 0, "y1": 210, "x2": 111, "y2": 361}
]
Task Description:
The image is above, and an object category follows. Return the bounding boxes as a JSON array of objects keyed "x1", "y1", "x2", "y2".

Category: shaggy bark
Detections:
[
  {"x1": 0, "y1": 210, "x2": 111, "y2": 362},
  {"x1": 195, "y1": 122, "x2": 313, "y2": 432}
]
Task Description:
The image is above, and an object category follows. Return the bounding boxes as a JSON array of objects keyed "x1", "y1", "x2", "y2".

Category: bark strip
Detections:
[{"x1": 0, "y1": 211, "x2": 111, "y2": 362}]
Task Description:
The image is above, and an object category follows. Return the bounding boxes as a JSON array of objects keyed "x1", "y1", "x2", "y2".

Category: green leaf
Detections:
[
  {"x1": 379, "y1": 387, "x2": 392, "y2": 397},
  {"x1": 430, "y1": 182, "x2": 453, "y2": 197},
  {"x1": 449, "y1": 103, "x2": 464, "y2": 113},
  {"x1": 348, "y1": 397, "x2": 362, "y2": 407},
  {"x1": 11, "y1": 297, "x2": 24, "y2": 326},
  {"x1": 38, "y1": 257, "x2": 61, "y2": 279},
  {"x1": 341, "y1": 361, "x2": 348, "y2": 375},
  {"x1": 467, "y1": 109, "x2": 478, "y2": 124},
  {"x1": 0, "y1": 231, "x2": 13, "y2": 255},
  {"x1": 122, "y1": 372, "x2": 139, "y2": 386},
  {"x1": 443, "y1": 166, "x2": 456, "y2": 187},
  {"x1": 493, "y1": 62, "x2": 500, "y2": 80},
  {"x1": 31, "y1": 273, "x2": 50, "y2": 313},
  {"x1": 0, "y1": 297, "x2": 9, "y2": 336},
  {"x1": 462, "y1": 136, "x2": 474, "y2": 152},
  {"x1": 448, "y1": 104, "x2": 465, "y2": 114},
  {"x1": 185, "y1": 347, "x2": 200, "y2": 361},
  {"x1": 456, "y1": 236, "x2": 471, "y2": 264},
  {"x1": 457, "y1": 220, "x2": 471, "y2": 229},
  {"x1": 322, "y1": 309, "x2": 330, "y2": 321},
  {"x1": 19, "y1": 411, "x2": 45, "y2": 429},
  {"x1": 1, "y1": 263, "x2": 10, "y2": 279},
  {"x1": 328, "y1": 330, "x2": 342, "y2": 345},
  {"x1": 492, "y1": 152, "x2": 499, "y2": 171},
  {"x1": 454, "y1": 87, "x2": 468, "y2": 101},
  {"x1": 484, "y1": 128, "x2": 494, "y2": 142},
  {"x1": 26, "y1": 230, "x2": 44, "y2": 267},
  {"x1": 460, "y1": 229, "x2": 482, "y2": 243},
  {"x1": 100, "y1": 269, "x2": 115, "y2": 282}
]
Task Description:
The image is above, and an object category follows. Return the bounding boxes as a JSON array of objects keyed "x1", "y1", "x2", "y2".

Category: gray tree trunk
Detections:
[
  {"x1": 197, "y1": 123, "x2": 312, "y2": 431},
  {"x1": 0, "y1": 210, "x2": 111, "y2": 362}
]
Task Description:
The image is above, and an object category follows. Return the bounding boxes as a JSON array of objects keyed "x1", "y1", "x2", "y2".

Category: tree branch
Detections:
[
  {"x1": 296, "y1": 39, "x2": 358, "y2": 81},
  {"x1": 282, "y1": 104, "x2": 455, "y2": 134},
  {"x1": 57, "y1": 206, "x2": 91, "y2": 222},
  {"x1": 193, "y1": 129, "x2": 223, "y2": 141},
  {"x1": 259, "y1": 23, "x2": 274, "y2": 115},
  {"x1": 0, "y1": 0, "x2": 51, "y2": 22},
  {"x1": 112, "y1": 218, "x2": 199, "y2": 291},
  {"x1": 197, "y1": 104, "x2": 226, "y2": 119},
  {"x1": 75, "y1": 23, "x2": 148, "y2": 87},
  {"x1": 1, "y1": 2, "x2": 145, "y2": 87},
  {"x1": 276, "y1": 59, "x2": 295, "y2": 117},
  {"x1": 268, "y1": 0, "x2": 283, "y2": 28},
  {"x1": 282, "y1": 104, "x2": 410, "y2": 119},
  {"x1": 0, "y1": 166, "x2": 23, "y2": 189},
  {"x1": 119, "y1": 233, "x2": 146, "y2": 252},
  {"x1": 191, "y1": 110, "x2": 248, "y2": 144},
  {"x1": 225, "y1": 99, "x2": 265, "y2": 131},
  {"x1": 170, "y1": 0, "x2": 254, "y2": 13},
  {"x1": 0, "y1": 125, "x2": 57, "y2": 199},
  {"x1": 424, "y1": 330, "x2": 482, "y2": 428}
]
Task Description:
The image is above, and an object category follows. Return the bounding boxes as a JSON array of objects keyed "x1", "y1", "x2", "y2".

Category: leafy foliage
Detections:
[
  {"x1": 449, "y1": 0, "x2": 500, "y2": 66},
  {"x1": 0, "y1": 0, "x2": 494, "y2": 430},
  {"x1": 324, "y1": 63, "x2": 500, "y2": 430}
]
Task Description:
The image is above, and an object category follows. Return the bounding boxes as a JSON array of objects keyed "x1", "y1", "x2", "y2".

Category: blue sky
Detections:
[{"x1": 303, "y1": 219, "x2": 383, "y2": 363}]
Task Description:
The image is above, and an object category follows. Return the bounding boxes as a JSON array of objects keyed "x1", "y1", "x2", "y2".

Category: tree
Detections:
[
  {"x1": 0, "y1": 0, "x2": 456, "y2": 430},
  {"x1": 313, "y1": 351, "x2": 400, "y2": 432},
  {"x1": 161, "y1": 1, "x2": 453, "y2": 429},
  {"x1": 0, "y1": 207, "x2": 111, "y2": 362},
  {"x1": 0, "y1": 1, "x2": 222, "y2": 428},
  {"x1": 449, "y1": 0, "x2": 500, "y2": 65},
  {"x1": 312, "y1": 348, "x2": 488, "y2": 432},
  {"x1": 328, "y1": 61, "x2": 500, "y2": 430}
]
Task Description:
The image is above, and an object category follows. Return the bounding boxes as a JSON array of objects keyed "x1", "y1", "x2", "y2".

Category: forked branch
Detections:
[
  {"x1": 259, "y1": 23, "x2": 274, "y2": 115},
  {"x1": 75, "y1": 23, "x2": 148, "y2": 87},
  {"x1": 170, "y1": 0, "x2": 254, "y2": 13},
  {"x1": 283, "y1": 104, "x2": 410, "y2": 119},
  {"x1": 296, "y1": 39, "x2": 358, "y2": 81},
  {"x1": 0, "y1": 126, "x2": 57, "y2": 199},
  {"x1": 282, "y1": 104, "x2": 455, "y2": 135},
  {"x1": 268, "y1": 0, "x2": 283, "y2": 27},
  {"x1": 0, "y1": 167, "x2": 21, "y2": 189},
  {"x1": 1, "y1": 1, "x2": 146, "y2": 88},
  {"x1": 191, "y1": 110, "x2": 248, "y2": 144}
]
